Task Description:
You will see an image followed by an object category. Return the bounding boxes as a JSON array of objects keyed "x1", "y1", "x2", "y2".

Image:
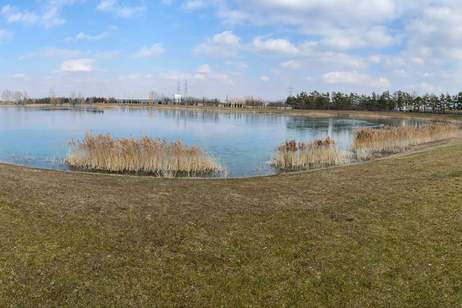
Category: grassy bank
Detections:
[{"x1": 1, "y1": 137, "x2": 462, "y2": 306}]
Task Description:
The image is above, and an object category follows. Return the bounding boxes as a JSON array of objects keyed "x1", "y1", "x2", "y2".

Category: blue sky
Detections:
[{"x1": 0, "y1": 0, "x2": 461, "y2": 99}]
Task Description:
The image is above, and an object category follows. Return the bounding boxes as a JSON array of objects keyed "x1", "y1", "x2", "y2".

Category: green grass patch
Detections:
[{"x1": 448, "y1": 170, "x2": 462, "y2": 177}]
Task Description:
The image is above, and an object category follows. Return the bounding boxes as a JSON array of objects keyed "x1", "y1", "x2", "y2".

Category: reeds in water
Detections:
[
  {"x1": 66, "y1": 134, "x2": 223, "y2": 177},
  {"x1": 271, "y1": 137, "x2": 346, "y2": 171},
  {"x1": 352, "y1": 124, "x2": 459, "y2": 160}
]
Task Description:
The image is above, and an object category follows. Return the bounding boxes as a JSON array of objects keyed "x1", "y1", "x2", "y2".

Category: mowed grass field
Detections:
[{"x1": 1, "y1": 138, "x2": 462, "y2": 307}]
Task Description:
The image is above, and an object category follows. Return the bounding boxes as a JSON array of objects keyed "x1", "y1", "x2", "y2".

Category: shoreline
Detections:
[
  {"x1": 2, "y1": 102, "x2": 462, "y2": 122},
  {"x1": 0, "y1": 135, "x2": 459, "y2": 181},
  {"x1": 1, "y1": 104, "x2": 460, "y2": 180}
]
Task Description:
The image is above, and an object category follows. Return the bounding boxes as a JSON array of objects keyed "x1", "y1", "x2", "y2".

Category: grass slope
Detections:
[{"x1": 1, "y1": 139, "x2": 462, "y2": 307}]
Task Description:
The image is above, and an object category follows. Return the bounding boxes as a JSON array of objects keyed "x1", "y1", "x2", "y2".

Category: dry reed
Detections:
[
  {"x1": 66, "y1": 134, "x2": 223, "y2": 177},
  {"x1": 271, "y1": 137, "x2": 346, "y2": 171},
  {"x1": 353, "y1": 124, "x2": 459, "y2": 160}
]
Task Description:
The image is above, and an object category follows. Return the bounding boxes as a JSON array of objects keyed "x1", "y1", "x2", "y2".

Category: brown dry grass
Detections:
[
  {"x1": 1, "y1": 138, "x2": 462, "y2": 306},
  {"x1": 271, "y1": 137, "x2": 346, "y2": 170},
  {"x1": 66, "y1": 134, "x2": 223, "y2": 177},
  {"x1": 352, "y1": 124, "x2": 460, "y2": 160}
]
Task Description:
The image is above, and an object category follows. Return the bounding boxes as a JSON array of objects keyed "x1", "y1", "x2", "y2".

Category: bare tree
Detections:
[
  {"x1": 77, "y1": 92, "x2": 85, "y2": 105},
  {"x1": 148, "y1": 91, "x2": 158, "y2": 104},
  {"x1": 1, "y1": 90, "x2": 12, "y2": 102},
  {"x1": 49, "y1": 88, "x2": 61, "y2": 105},
  {"x1": 13, "y1": 91, "x2": 24, "y2": 103}
]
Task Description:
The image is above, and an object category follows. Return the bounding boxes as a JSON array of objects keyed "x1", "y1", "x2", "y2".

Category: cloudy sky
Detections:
[{"x1": 0, "y1": 0, "x2": 461, "y2": 99}]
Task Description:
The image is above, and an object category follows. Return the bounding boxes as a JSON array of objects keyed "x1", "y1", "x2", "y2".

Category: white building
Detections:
[{"x1": 174, "y1": 94, "x2": 182, "y2": 104}]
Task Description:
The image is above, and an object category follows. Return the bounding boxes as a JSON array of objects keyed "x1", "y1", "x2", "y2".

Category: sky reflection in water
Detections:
[{"x1": 0, "y1": 106, "x2": 424, "y2": 177}]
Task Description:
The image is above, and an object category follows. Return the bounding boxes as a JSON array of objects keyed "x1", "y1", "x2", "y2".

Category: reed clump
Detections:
[
  {"x1": 353, "y1": 124, "x2": 459, "y2": 160},
  {"x1": 271, "y1": 137, "x2": 346, "y2": 171},
  {"x1": 66, "y1": 134, "x2": 223, "y2": 177}
]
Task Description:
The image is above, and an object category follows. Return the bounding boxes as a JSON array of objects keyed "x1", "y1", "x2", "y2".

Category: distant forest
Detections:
[
  {"x1": 287, "y1": 91, "x2": 462, "y2": 113},
  {"x1": 2, "y1": 89, "x2": 462, "y2": 114}
]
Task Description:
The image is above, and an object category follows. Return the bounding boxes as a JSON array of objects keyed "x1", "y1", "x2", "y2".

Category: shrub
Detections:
[
  {"x1": 271, "y1": 137, "x2": 346, "y2": 171},
  {"x1": 66, "y1": 134, "x2": 223, "y2": 177},
  {"x1": 352, "y1": 124, "x2": 459, "y2": 160}
]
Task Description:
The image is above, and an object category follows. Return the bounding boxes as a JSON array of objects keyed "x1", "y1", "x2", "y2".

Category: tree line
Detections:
[
  {"x1": 4, "y1": 88, "x2": 462, "y2": 114},
  {"x1": 5, "y1": 96, "x2": 228, "y2": 106},
  {"x1": 0, "y1": 90, "x2": 267, "y2": 108},
  {"x1": 286, "y1": 91, "x2": 462, "y2": 113}
]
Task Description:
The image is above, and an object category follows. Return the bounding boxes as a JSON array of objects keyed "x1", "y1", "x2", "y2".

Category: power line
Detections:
[
  {"x1": 184, "y1": 80, "x2": 188, "y2": 97},
  {"x1": 177, "y1": 80, "x2": 181, "y2": 95},
  {"x1": 288, "y1": 86, "x2": 293, "y2": 97}
]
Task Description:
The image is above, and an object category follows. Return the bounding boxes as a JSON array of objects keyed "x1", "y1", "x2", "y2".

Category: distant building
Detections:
[{"x1": 174, "y1": 94, "x2": 182, "y2": 104}]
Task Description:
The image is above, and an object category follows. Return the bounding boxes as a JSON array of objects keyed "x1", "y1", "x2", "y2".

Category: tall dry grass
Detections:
[
  {"x1": 352, "y1": 124, "x2": 459, "y2": 160},
  {"x1": 271, "y1": 137, "x2": 346, "y2": 171},
  {"x1": 66, "y1": 134, "x2": 223, "y2": 177}
]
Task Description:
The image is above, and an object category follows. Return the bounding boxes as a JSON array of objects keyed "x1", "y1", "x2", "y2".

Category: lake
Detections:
[{"x1": 0, "y1": 106, "x2": 425, "y2": 177}]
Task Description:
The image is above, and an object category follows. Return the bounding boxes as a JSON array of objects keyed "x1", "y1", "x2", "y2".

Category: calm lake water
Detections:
[{"x1": 0, "y1": 106, "x2": 425, "y2": 177}]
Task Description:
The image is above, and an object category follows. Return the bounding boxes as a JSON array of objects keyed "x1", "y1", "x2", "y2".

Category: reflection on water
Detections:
[{"x1": 0, "y1": 106, "x2": 426, "y2": 177}]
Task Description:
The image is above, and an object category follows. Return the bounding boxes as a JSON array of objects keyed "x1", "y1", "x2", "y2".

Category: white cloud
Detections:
[
  {"x1": 253, "y1": 37, "x2": 299, "y2": 55},
  {"x1": 279, "y1": 60, "x2": 301, "y2": 70},
  {"x1": 8, "y1": 0, "x2": 462, "y2": 98},
  {"x1": 368, "y1": 55, "x2": 382, "y2": 64},
  {"x1": 183, "y1": 0, "x2": 207, "y2": 10},
  {"x1": 260, "y1": 75, "x2": 270, "y2": 82},
  {"x1": 217, "y1": 7, "x2": 249, "y2": 25},
  {"x1": 118, "y1": 73, "x2": 147, "y2": 81},
  {"x1": 60, "y1": 58, "x2": 95, "y2": 72},
  {"x1": 0, "y1": 1, "x2": 74, "y2": 28},
  {"x1": 65, "y1": 31, "x2": 109, "y2": 42},
  {"x1": 251, "y1": 37, "x2": 367, "y2": 69},
  {"x1": 321, "y1": 26, "x2": 396, "y2": 50},
  {"x1": 405, "y1": 6, "x2": 462, "y2": 63},
  {"x1": 191, "y1": 64, "x2": 233, "y2": 84},
  {"x1": 20, "y1": 47, "x2": 85, "y2": 60},
  {"x1": 245, "y1": 0, "x2": 396, "y2": 17},
  {"x1": 194, "y1": 64, "x2": 212, "y2": 80},
  {"x1": 40, "y1": 4, "x2": 66, "y2": 28},
  {"x1": 133, "y1": 43, "x2": 166, "y2": 58},
  {"x1": 161, "y1": 71, "x2": 190, "y2": 81},
  {"x1": 12, "y1": 73, "x2": 27, "y2": 79},
  {"x1": 194, "y1": 31, "x2": 241, "y2": 58},
  {"x1": 97, "y1": 0, "x2": 145, "y2": 18},
  {"x1": 196, "y1": 0, "x2": 402, "y2": 50},
  {"x1": 19, "y1": 47, "x2": 121, "y2": 62},
  {"x1": 153, "y1": 0, "x2": 462, "y2": 95},
  {"x1": 212, "y1": 30, "x2": 240, "y2": 46},
  {"x1": 161, "y1": 64, "x2": 231, "y2": 83},
  {"x1": 323, "y1": 71, "x2": 390, "y2": 89},
  {"x1": 194, "y1": 64, "x2": 232, "y2": 82},
  {"x1": 415, "y1": 82, "x2": 436, "y2": 93},
  {"x1": 216, "y1": 0, "x2": 399, "y2": 28},
  {"x1": 1, "y1": 5, "x2": 39, "y2": 24}
]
